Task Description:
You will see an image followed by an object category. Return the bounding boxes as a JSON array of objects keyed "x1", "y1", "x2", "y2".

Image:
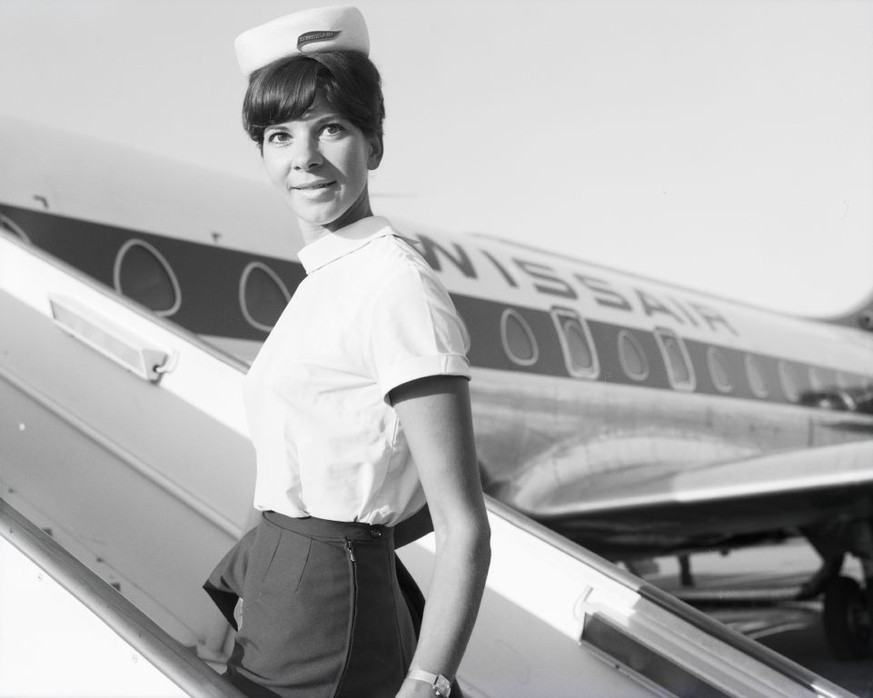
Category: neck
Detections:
[{"x1": 298, "y1": 192, "x2": 374, "y2": 246}]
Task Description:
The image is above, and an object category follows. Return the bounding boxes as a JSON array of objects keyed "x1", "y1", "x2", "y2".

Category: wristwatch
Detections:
[{"x1": 407, "y1": 669, "x2": 452, "y2": 697}]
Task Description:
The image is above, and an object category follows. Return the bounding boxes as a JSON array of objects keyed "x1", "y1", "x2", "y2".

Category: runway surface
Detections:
[{"x1": 646, "y1": 540, "x2": 873, "y2": 697}]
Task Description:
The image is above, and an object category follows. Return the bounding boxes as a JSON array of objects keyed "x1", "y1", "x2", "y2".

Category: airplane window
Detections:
[
  {"x1": 240, "y1": 262, "x2": 291, "y2": 332},
  {"x1": 808, "y1": 366, "x2": 827, "y2": 393},
  {"x1": 564, "y1": 323, "x2": 595, "y2": 372},
  {"x1": 706, "y1": 347, "x2": 733, "y2": 393},
  {"x1": 500, "y1": 308, "x2": 539, "y2": 366},
  {"x1": 618, "y1": 330, "x2": 649, "y2": 381},
  {"x1": 114, "y1": 239, "x2": 181, "y2": 317},
  {"x1": 778, "y1": 361, "x2": 802, "y2": 403},
  {"x1": 0, "y1": 213, "x2": 28, "y2": 242},
  {"x1": 745, "y1": 354, "x2": 769, "y2": 399},
  {"x1": 550, "y1": 308, "x2": 599, "y2": 379},
  {"x1": 654, "y1": 329, "x2": 695, "y2": 391}
]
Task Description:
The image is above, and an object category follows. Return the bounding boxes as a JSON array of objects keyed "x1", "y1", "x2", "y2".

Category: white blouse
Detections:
[{"x1": 243, "y1": 216, "x2": 471, "y2": 525}]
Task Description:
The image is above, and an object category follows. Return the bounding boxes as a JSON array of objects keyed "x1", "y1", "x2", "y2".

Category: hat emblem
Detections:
[{"x1": 297, "y1": 30, "x2": 341, "y2": 50}]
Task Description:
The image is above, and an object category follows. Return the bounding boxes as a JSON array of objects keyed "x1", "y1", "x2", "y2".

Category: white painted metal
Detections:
[
  {"x1": 0, "y1": 500, "x2": 246, "y2": 698},
  {"x1": 0, "y1": 234, "x2": 256, "y2": 657},
  {"x1": 0, "y1": 534, "x2": 189, "y2": 698},
  {"x1": 49, "y1": 294, "x2": 173, "y2": 382},
  {"x1": 401, "y1": 502, "x2": 854, "y2": 698}
]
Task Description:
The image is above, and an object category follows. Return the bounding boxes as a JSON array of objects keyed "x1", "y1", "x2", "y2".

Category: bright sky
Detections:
[{"x1": 1, "y1": 0, "x2": 871, "y2": 317}]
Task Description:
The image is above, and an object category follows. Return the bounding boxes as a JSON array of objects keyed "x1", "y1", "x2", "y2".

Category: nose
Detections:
[{"x1": 291, "y1": 135, "x2": 323, "y2": 172}]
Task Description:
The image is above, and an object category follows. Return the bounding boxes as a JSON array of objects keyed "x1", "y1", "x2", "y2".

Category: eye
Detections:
[
  {"x1": 265, "y1": 129, "x2": 291, "y2": 145},
  {"x1": 321, "y1": 122, "x2": 345, "y2": 137}
]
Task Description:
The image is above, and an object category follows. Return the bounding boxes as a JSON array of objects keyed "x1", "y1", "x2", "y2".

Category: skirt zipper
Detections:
[{"x1": 335, "y1": 539, "x2": 358, "y2": 696}]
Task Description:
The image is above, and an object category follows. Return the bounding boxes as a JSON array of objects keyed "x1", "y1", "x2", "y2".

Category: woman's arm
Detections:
[{"x1": 390, "y1": 375, "x2": 491, "y2": 697}]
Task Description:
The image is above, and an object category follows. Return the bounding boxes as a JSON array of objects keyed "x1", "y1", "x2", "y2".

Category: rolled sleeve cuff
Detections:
[{"x1": 379, "y1": 353, "x2": 471, "y2": 398}]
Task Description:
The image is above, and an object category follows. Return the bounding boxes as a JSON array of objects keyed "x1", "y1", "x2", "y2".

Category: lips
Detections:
[{"x1": 293, "y1": 181, "x2": 335, "y2": 190}]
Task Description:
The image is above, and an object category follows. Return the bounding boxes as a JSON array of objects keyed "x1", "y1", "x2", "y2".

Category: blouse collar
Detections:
[{"x1": 297, "y1": 216, "x2": 393, "y2": 274}]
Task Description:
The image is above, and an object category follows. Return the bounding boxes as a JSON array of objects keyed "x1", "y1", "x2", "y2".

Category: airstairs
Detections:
[{"x1": 0, "y1": 231, "x2": 855, "y2": 697}]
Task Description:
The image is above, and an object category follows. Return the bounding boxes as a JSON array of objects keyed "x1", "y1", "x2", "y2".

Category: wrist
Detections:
[
  {"x1": 406, "y1": 668, "x2": 452, "y2": 697},
  {"x1": 401, "y1": 677, "x2": 438, "y2": 697}
]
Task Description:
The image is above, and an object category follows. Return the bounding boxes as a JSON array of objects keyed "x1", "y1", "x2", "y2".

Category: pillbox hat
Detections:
[{"x1": 235, "y1": 6, "x2": 369, "y2": 77}]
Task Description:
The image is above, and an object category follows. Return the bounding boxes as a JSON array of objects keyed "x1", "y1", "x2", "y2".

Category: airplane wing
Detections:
[{"x1": 528, "y1": 439, "x2": 873, "y2": 557}]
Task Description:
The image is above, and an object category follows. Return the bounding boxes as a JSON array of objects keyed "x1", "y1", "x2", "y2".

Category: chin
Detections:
[{"x1": 286, "y1": 204, "x2": 342, "y2": 228}]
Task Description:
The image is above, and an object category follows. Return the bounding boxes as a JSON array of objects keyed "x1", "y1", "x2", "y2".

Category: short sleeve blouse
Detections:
[{"x1": 242, "y1": 216, "x2": 471, "y2": 525}]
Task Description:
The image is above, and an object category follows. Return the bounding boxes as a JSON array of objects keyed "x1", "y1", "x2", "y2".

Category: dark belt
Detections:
[{"x1": 263, "y1": 510, "x2": 393, "y2": 544}]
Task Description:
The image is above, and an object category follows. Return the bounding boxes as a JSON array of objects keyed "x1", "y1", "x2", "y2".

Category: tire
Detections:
[{"x1": 823, "y1": 576, "x2": 872, "y2": 660}]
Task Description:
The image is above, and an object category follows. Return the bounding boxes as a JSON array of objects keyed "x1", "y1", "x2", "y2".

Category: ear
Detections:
[{"x1": 367, "y1": 135, "x2": 384, "y2": 170}]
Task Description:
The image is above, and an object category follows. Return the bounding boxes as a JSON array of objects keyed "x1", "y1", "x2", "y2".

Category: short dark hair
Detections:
[{"x1": 242, "y1": 50, "x2": 385, "y2": 149}]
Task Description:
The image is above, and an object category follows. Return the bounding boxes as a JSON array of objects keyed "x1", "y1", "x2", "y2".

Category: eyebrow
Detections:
[
  {"x1": 266, "y1": 111, "x2": 348, "y2": 131},
  {"x1": 308, "y1": 111, "x2": 348, "y2": 126}
]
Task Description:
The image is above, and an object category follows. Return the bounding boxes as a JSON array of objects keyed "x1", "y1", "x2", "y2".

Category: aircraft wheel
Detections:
[{"x1": 823, "y1": 576, "x2": 872, "y2": 660}]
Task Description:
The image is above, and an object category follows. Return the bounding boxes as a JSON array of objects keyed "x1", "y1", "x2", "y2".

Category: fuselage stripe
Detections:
[{"x1": 2, "y1": 202, "x2": 871, "y2": 415}]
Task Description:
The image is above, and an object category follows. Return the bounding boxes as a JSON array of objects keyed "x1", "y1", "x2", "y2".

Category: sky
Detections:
[{"x1": 1, "y1": 0, "x2": 871, "y2": 317}]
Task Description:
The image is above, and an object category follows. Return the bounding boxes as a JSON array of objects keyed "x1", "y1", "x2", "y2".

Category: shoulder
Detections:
[
  {"x1": 363, "y1": 227, "x2": 443, "y2": 283},
  {"x1": 368, "y1": 231, "x2": 432, "y2": 272},
  {"x1": 366, "y1": 237, "x2": 453, "y2": 306}
]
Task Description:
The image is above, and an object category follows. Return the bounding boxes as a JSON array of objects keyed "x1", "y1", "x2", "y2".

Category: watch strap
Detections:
[{"x1": 407, "y1": 669, "x2": 452, "y2": 697}]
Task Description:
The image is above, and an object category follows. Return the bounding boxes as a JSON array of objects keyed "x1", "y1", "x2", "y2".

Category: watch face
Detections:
[{"x1": 434, "y1": 675, "x2": 451, "y2": 697}]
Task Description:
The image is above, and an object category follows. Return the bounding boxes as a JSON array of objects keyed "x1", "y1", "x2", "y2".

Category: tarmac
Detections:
[{"x1": 646, "y1": 539, "x2": 873, "y2": 697}]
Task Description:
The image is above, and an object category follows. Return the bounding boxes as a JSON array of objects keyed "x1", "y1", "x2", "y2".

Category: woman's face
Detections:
[{"x1": 262, "y1": 97, "x2": 382, "y2": 237}]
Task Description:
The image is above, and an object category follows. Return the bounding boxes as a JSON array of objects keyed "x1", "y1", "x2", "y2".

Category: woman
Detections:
[{"x1": 204, "y1": 7, "x2": 491, "y2": 698}]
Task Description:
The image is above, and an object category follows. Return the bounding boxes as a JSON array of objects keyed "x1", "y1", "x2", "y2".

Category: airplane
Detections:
[{"x1": 2, "y1": 114, "x2": 873, "y2": 663}]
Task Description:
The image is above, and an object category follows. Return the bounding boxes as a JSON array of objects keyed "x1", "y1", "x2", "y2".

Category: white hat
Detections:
[{"x1": 235, "y1": 6, "x2": 370, "y2": 78}]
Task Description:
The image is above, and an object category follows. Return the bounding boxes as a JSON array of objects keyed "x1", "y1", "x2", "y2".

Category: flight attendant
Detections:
[{"x1": 204, "y1": 7, "x2": 491, "y2": 698}]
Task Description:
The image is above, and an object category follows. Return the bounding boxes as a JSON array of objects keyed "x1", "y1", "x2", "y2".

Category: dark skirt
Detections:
[{"x1": 204, "y1": 511, "x2": 417, "y2": 698}]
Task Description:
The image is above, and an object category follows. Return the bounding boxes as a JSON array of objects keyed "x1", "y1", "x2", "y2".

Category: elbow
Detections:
[
  {"x1": 457, "y1": 516, "x2": 491, "y2": 583},
  {"x1": 435, "y1": 510, "x2": 491, "y2": 572},
  {"x1": 471, "y1": 513, "x2": 492, "y2": 574},
  {"x1": 480, "y1": 514, "x2": 492, "y2": 555}
]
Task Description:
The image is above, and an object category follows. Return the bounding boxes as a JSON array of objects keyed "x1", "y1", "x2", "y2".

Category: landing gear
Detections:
[
  {"x1": 805, "y1": 519, "x2": 873, "y2": 660},
  {"x1": 822, "y1": 576, "x2": 873, "y2": 660},
  {"x1": 678, "y1": 554, "x2": 694, "y2": 588}
]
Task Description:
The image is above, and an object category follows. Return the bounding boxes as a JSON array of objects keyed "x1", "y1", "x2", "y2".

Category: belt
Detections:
[{"x1": 263, "y1": 510, "x2": 393, "y2": 543}]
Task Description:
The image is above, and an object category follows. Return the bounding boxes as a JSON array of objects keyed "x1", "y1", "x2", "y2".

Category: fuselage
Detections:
[{"x1": 2, "y1": 116, "x2": 872, "y2": 558}]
